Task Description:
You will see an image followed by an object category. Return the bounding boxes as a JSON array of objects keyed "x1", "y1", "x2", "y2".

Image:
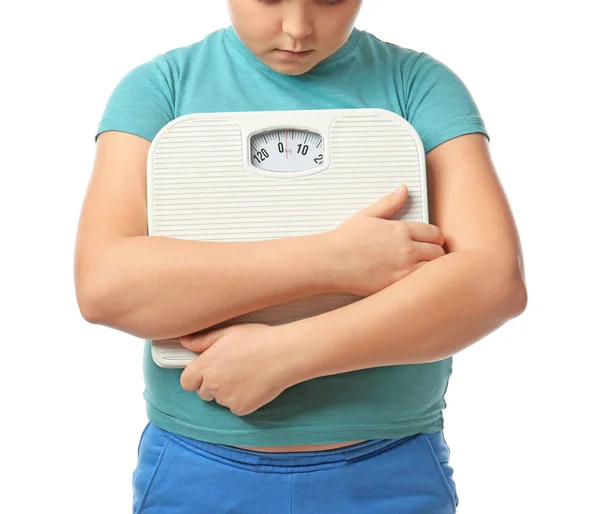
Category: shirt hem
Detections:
[
  {"x1": 147, "y1": 404, "x2": 444, "y2": 446},
  {"x1": 424, "y1": 117, "x2": 490, "y2": 153},
  {"x1": 94, "y1": 115, "x2": 166, "y2": 143}
]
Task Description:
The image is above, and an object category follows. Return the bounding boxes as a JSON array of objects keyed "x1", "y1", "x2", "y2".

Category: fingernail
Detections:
[{"x1": 394, "y1": 185, "x2": 406, "y2": 195}]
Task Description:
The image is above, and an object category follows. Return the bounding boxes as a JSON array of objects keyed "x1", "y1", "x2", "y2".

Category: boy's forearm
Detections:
[
  {"x1": 279, "y1": 249, "x2": 527, "y2": 382},
  {"x1": 84, "y1": 233, "x2": 336, "y2": 340}
]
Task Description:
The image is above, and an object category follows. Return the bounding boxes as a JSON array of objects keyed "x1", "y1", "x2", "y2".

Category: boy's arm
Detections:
[
  {"x1": 75, "y1": 131, "x2": 337, "y2": 341},
  {"x1": 280, "y1": 133, "x2": 527, "y2": 381},
  {"x1": 281, "y1": 248, "x2": 526, "y2": 382},
  {"x1": 82, "y1": 234, "x2": 335, "y2": 341}
]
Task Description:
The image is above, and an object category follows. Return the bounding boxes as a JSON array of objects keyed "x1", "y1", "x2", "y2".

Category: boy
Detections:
[{"x1": 76, "y1": 0, "x2": 526, "y2": 512}]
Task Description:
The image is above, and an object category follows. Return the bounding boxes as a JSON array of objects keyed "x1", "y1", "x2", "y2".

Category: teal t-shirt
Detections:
[{"x1": 95, "y1": 25, "x2": 489, "y2": 445}]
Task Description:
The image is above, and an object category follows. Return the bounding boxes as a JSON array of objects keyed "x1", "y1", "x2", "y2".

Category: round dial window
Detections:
[{"x1": 250, "y1": 129, "x2": 324, "y2": 172}]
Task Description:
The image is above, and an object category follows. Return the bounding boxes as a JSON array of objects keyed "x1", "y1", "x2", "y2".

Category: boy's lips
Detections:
[{"x1": 277, "y1": 49, "x2": 314, "y2": 58}]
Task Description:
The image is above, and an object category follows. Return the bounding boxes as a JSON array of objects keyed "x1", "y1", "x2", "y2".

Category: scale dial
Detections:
[{"x1": 250, "y1": 128, "x2": 324, "y2": 172}]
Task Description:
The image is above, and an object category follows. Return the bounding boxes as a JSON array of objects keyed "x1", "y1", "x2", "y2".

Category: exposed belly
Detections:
[{"x1": 230, "y1": 440, "x2": 367, "y2": 453}]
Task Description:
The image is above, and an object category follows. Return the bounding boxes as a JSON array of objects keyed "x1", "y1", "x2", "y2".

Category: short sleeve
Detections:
[
  {"x1": 404, "y1": 52, "x2": 490, "y2": 154},
  {"x1": 94, "y1": 54, "x2": 176, "y2": 143}
]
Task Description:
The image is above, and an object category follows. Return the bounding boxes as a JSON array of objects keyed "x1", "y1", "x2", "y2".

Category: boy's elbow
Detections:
[
  {"x1": 75, "y1": 279, "x2": 111, "y2": 325},
  {"x1": 518, "y1": 280, "x2": 528, "y2": 312},
  {"x1": 498, "y1": 274, "x2": 528, "y2": 320},
  {"x1": 480, "y1": 255, "x2": 528, "y2": 322},
  {"x1": 505, "y1": 254, "x2": 528, "y2": 316},
  {"x1": 75, "y1": 248, "x2": 113, "y2": 324},
  {"x1": 509, "y1": 280, "x2": 528, "y2": 316},
  {"x1": 486, "y1": 250, "x2": 528, "y2": 318}
]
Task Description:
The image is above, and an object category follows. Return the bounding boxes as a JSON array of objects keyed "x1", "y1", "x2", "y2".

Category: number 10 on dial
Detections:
[{"x1": 250, "y1": 128, "x2": 324, "y2": 173}]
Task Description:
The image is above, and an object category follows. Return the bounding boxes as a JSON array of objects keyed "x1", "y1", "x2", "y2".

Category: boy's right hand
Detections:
[{"x1": 325, "y1": 185, "x2": 447, "y2": 297}]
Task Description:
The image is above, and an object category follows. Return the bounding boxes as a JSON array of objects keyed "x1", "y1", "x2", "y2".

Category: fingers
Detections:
[
  {"x1": 411, "y1": 241, "x2": 447, "y2": 261},
  {"x1": 180, "y1": 360, "x2": 203, "y2": 391},
  {"x1": 359, "y1": 186, "x2": 408, "y2": 219},
  {"x1": 197, "y1": 382, "x2": 215, "y2": 402},
  {"x1": 180, "y1": 360, "x2": 216, "y2": 402},
  {"x1": 179, "y1": 329, "x2": 226, "y2": 397},
  {"x1": 403, "y1": 221, "x2": 445, "y2": 246},
  {"x1": 180, "y1": 327, "x2": 227, "y2": 352}
]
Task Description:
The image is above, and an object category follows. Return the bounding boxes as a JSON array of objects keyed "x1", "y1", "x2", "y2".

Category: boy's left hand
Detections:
[{"x1": 179, "y1": 323, "x2": 301, "y2": 417}]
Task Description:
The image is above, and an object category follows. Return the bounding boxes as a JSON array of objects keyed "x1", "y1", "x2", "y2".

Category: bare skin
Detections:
[{"x1": 234, "y1": 441, "x2": 366, "y2": 452}]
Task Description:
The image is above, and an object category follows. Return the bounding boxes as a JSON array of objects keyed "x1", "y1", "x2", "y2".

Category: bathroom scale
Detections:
[{"x1": 147, "y1": 108, "x2": 428, "y2": 368}]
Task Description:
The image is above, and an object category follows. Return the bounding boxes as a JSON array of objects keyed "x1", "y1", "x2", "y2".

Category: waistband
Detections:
[{"x1": 158, "y1": 423, "x2": 419, "y2": 472}]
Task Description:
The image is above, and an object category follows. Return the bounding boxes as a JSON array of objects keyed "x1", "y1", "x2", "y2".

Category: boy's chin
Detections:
[{"x1": 264, "y1": 59, "x2": 318, "y2": 76}]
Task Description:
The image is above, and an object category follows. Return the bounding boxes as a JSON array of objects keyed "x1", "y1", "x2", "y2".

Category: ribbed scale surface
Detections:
[{"x1": 148, "y1": 111, "x2": 427, "y2": 366}]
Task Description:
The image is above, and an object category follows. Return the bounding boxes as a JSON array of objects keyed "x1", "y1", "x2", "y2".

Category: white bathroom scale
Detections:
[{"x1": 147, "y1": 108, "x2": 428, "y2": 368}]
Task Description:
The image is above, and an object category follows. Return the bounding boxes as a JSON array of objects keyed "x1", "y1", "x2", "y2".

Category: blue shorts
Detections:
[{"x1": 133, "y1": 422, "x2": 459, "y2": 513}]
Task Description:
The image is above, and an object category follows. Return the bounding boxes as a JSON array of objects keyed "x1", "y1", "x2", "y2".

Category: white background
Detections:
[{"x1": 2, "y1": 0, "x2": 598, "y2": 512}]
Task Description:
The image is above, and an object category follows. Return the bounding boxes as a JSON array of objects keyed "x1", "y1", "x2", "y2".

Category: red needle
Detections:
[{"x1": 285, "y1": 129, "x2": 288, "y2": 159}]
